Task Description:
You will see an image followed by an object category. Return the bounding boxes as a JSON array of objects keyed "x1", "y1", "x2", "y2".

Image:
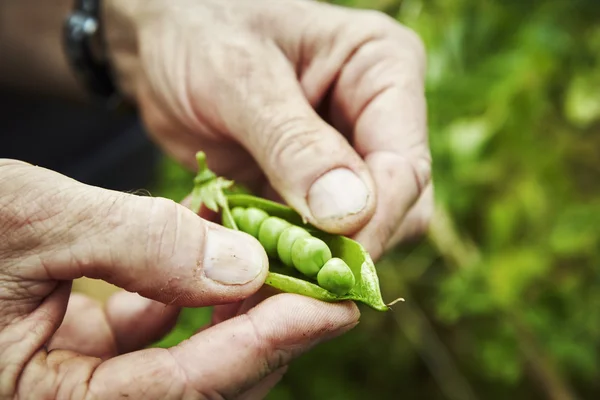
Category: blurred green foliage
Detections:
[{"x1": 151, "y1": 0, "x2": 600, "y2": 398}]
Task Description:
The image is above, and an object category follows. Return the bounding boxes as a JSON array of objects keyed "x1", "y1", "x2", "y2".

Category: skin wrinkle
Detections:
[
  {"x1": 349, "y1": 83, "x2": 396, "y2": 143},
  {"x1": 2, "y1": 174, "x2": 101, "y2": 282},
  {"x1": 140, "y1": 348, "x2": 191, "y2": 400},
  {"x1": 145, "y1": 198, "x2": 180, "y2": 280},
  {"x1": 142, "y1": 26, "x2": 182, "y2": 129},
  {"x1": 0, "y1": 276, "x2": 58, "y2": 327},
  {"x1": 26, "y1": 184, "x2": 92, "y2": 253},
  {"x1": 352, "y1": 86, "x2": 427, "y2": 154},
  {"x1": 244, "y1": 313, "x2": 290, "y2": 378},
  {"x1": 0, "y1": 324, "x2": 32, "y2": 365},
  {"x1": 372, "y1": 148, "x2": 432, "y2": 194},
  {"x1": 334, "y1": 43, "x2": 424, "y2": 139},
  {"x1": 219, "y1": 42, "x2": 281, "y2": 132},
  {"x1": 152, "y1": 208, "x2": 170, "y2": 268},
  {"x1": 263, "y1": 119, "x2": 325, "y2": 183},
  {"x1": 59, "y1": 353, "x2": 98, "y2": 400},
  {"x1": 300, "y1": 26, "x2": 385, "y2": 109},
  {"x1": 3, "y1": 283, "x2": 70, "y2": 399},
  {"x1": 1, "y1": 197, "x2": 51, "y2": 259},
  {"x1": 138, "y1": 23, "x2": 221, "y2": 142},
  {"x1": 182, "y1": 32, "x2": 208, "y2": 136},
  {"x1": 19, "y1": 350, "x2": 100, "y2": 400},
  {"x1": 102, "y1": 196, "x2": 123, "y2": 286},
  {"x1": 202, "y1": 313, "x2": 286, "y2": 399}
]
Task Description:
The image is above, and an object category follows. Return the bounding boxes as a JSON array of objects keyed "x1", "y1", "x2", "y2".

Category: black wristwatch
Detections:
[{"x1": 63, "y1": 0, "x2": 131, "y2": 111}]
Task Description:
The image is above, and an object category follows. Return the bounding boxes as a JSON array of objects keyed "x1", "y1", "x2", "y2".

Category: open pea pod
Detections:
[
  {"x1": 190, "y1": 152, "x2": 398, "y2": 312},
  {"x1": 225, "y1": 194, "x2": 390, "y2": 311}
]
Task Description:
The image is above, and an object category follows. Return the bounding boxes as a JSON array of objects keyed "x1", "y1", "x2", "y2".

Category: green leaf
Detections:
[
  {"x1": 564, "y1": 73, "x2": 600, "y2": 128},
  {"x1": 189, "y1": 152, "x2": 234, "y2": 214}
]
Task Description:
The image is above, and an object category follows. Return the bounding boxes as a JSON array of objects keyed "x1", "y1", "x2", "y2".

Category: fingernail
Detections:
[
  {"x1": 308, "y1": 168, "x2": 369, "y2": 221},
  {"x1": 203, "y1": 227, "x2": 266, "y2": 285}
]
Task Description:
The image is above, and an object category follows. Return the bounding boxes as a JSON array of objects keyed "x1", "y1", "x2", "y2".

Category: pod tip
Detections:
[{"x1": 386, "y1": 297, "x2": 405, "y2": 307}]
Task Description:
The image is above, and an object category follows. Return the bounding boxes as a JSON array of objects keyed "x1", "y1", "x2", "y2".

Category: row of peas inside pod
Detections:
[{"x1": 230, "y1": 206, "x2": 356, "y2": 296}]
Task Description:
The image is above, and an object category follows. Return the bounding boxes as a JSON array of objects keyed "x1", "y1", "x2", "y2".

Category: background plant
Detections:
[{"x1": 146, "y1": 0, "x2": 600, "y2": 398}]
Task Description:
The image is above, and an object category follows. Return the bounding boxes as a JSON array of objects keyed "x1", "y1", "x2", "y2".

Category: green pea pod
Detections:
[
  {"x1": 226, "y1": 194, "x2": 390, "y2": 311},
  {"x1": 190, "y1": 151, "x2": 398, "y2": 312}
]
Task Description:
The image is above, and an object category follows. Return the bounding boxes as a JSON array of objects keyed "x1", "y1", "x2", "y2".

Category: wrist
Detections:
[{"x1": 101, "y1": 0, "x2": 145, "y2": 104}]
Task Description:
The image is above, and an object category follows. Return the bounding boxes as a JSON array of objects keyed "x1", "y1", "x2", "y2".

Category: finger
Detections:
[
  {"x1": 0, "y1": 281, "x2": 71, "y2": 396},
  {"x1": 105, "y1": 291, "x2": 180, "y2": 354},
  {"x1": 329, "y1": 26, "x2": 431, "y2": 259},
  {"x1": 47, "y1": 294, "x2": 118, "y2": 359},
  {"x1": 235, "y1": 285, "x2": 283, "y2": 316},
  {"x1": 385, "y1": 183, "x2": 434, "y2": 251},
  {"x1": 87, "y1": 295, "x2": 360, "y2": 399},
  {"x1": 2, "y1": 161, "x2": 268, "y2": 307},
  {"x1": 238, "y1": 367, "x2": 288, "y2": 400},
  {"x1": 354, "y1": 150, "x2": 431, "y2": 259},
  {"x1": 210, "y1": 285, "x2": 282, "y2": 327},
  {"x1": 218, "y1": 45, "x2": 377, "y2": 236},
  {"x1": 210, "y1": 302, "x2": 244, "y2": 326}
]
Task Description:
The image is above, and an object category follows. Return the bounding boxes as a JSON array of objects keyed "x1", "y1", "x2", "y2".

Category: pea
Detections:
[
  {"x1": 277, "y1": 226, "x2": 311, "y2": 267},
  {"x1": 291, "y1": 236, "x2": 332, "y2": 278},
  {"x1": 317, "y1": 257, "x2": 355, "y2": 295},
  {"x1": 258, "y1": 216, "x2": 292, "y2": 258},
  {"x1": 237, "y1": 207, "x2": 269, "y2": 238},
  {"x1": 231, "y1": 207, "x2": 245, "y2": 227}
]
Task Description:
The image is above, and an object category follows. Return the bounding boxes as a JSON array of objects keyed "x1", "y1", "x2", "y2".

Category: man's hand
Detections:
[
  {"x1": 103, "y1": 0, "x2": 433, "y2": 260},
  {"x1": 0, "y1": 160, "x2": 359, "y2": 399}
]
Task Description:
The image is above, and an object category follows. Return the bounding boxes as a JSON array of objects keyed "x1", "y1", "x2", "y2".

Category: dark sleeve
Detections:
[{"x1": 0, "y1": 89, "x2": 160, "y2": 192}]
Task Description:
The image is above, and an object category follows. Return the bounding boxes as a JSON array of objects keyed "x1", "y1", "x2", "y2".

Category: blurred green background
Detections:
[{"x1": 147, "y1": 0, "x2": 600, "y2": 399}]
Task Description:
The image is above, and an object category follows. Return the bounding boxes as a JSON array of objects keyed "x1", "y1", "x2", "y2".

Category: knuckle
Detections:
[
  {"x1": 358, "y1": 10, "x2": 399, "y2": 35},
  {"x1": 409, "y1": 153, "x2": 433, "y2": 197},
  {"x1": 245, "y1": 313, "x2": 291, "y2": 375},
  {"x1": 399, "y1": 27, "x2": 427, "y2": 70},
  {"x1": 373, "y1": 42, "x2": 424, "y2": 93},
  {"x1": 262, "y1": 115, "x2": 324, "y2": 173},
  {"x1": 355, "y1": 10, "x2": 427, "y2": 72},
  {"x1": 143, "y1": 197, "x2": 183, "y2": 266}
]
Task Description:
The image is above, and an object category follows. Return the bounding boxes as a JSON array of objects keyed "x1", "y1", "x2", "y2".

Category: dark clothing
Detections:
[{"x1": 0, "y1": 89, "x2": 159, "y2": 192}]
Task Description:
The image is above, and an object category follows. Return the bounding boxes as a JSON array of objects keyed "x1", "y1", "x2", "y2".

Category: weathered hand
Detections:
[
  {"x1": 0, "y1": 160, "x2": 359, "y2": 399},
  {"x1": 104, "y1": 0, "x2": 432, "y2": 260}
]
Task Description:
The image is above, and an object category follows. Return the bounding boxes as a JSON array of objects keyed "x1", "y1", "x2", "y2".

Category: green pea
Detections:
[
  {"x1": 258, "y1": 217, "x2": 292, "y2": 258},
  {"x1": 277, "y1": 226, "x2": 311, "y2": 267},
  {"x1": 238, "y1": 207, "x2": 269, "y2": 238},
  {"x1": 291, "y1": 237, "x2": 332, "y2": 278},
  {"x1": 231, "y1": 207, "x2": 246, "y2": 227},
  {"x1": 317, "y1": 257, "x2": 356, "y2": 295}
]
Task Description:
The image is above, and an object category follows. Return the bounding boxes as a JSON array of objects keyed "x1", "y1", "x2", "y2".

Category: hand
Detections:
[
  {"x1": 103, "y1": 0, "x2": 433, "y2": 260},
  {"x1": 0, "y1": 160, "x2": 359, "y2": 399}
]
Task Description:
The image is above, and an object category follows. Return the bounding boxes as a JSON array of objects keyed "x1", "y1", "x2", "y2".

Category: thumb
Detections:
[
  {"x1": 223, "y1": 51, "x2": 376, "y2": 235},
  {"x1": 0, "y1": 160, "x2": 268, "y2": 306}
]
